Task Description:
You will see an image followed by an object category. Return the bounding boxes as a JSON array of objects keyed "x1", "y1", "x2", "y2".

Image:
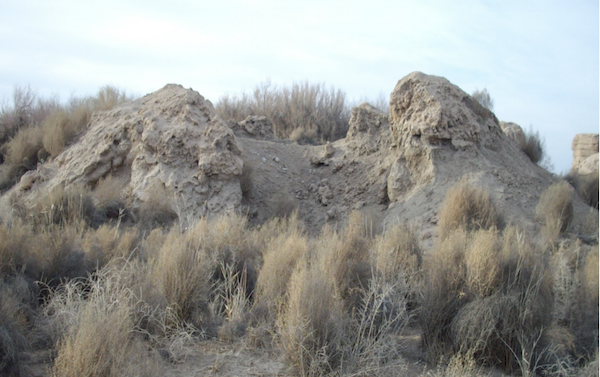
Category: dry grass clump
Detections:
[
  {"x1": 0, "y1": 220, "x2": 88, "y2": 288},
  {"x1": 0, "y1": 279, "x2": 31, "y2": 376},
  {"x1": 289, "y1": 127, "x2": 319, "y2": 145},
  {"x1": 83, "y1": 225, "x2": 139, "y2": 269},
  {"x1": 137, "y1": 182, "x2": 178, "y2": 229},
  {"x1": 31, "y1": 185, "x2": 98, "y2": 227},
  {"x1": 149, "y1": 226, "x2": 213, "y2": 328},
  {"x1": 437, "y1": 178, "x2": 500, "y2": 239},
  {"x1": 92, "y1": 175, "x2": 128, "y2": 222},
  {"x1": 0, "y1": 221, "x2": 36, "y2": 277},
  {"x1": 317, "y1": 212, "x2": 372, "y2": 310},
  {"x1": 372, "y1": 222, "x2": 422, "y2": 287},
  {"x1": 149, "y1": 213, "x2": 259, "y2": 335},
  {"x1": 278, "y1": 258, "x2": 345, "y2": 375},
  {"x1": 421, "y1": 227, "x2": 556, "y2": 375},
  {"x1": 41, "y1": 107, "x2": 89, "y2": 158},
  {"x1": 255, "y1": 225, "x2": 308, "y2": 316},
  {"x1": 40, "y1": 85, "x2": 132, "y2": 159},
  {"x1": 2, "y1": 125, "x2": 44, "y2": 168},
  {"x1": 276, "y1": 212, "x2": 411, "y2": 375},
  {"x1": 34, "y1": 225, "x2": 88, "y2": 289},
  {"x1": 536, "y1": 181, "x2": 573, "y2": 244},
  {"x1": 49, "y1": 265, "x2": 164, "y2": 377},
  {"x1": 420, "y1": 229, "x2": 469, "y2": 358},
  {"x1": 216, "y1": 80, "x2": 350, "y2": 142},
  {"x1": 562, "y1": 245, "x2": 599, "y2": 361}
]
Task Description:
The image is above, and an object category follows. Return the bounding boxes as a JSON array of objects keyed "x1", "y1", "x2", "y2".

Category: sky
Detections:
[{"x1": 0, "y1": 0, "x2": 598, "y2": 173}]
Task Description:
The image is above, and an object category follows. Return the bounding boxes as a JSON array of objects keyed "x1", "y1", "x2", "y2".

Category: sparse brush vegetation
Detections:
[
  {"x1": 421, "y1": 227, "x2": 555, "y2": 374},
  {"x1": 522, "y1": 126, "x2": 550, "y2": 166},
  {"x1": 216, "y1": 80, "x2": 351, "y2": 142},
  {"x1": 437, "y1": 178, "x2": 501, "y2": 239},
  {"x1": 49, "y1": 264, "x2": 164, "y2": 377},
  {"x1": 536, "y1": 181, "x2": 573, "y2": 244},
  {"x1": 471, "y1": 88, "x2": 494, "y2": 112},
  {"x1": 0, "y1": 158, "x2": 596, "y2": 376}
]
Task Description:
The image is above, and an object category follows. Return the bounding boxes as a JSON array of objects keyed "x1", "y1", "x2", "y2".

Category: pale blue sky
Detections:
[{"x1": 1, "y1": 0, "x2": 598, "y2": 172}]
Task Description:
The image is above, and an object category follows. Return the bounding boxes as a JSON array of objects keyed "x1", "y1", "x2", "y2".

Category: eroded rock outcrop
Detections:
[
  {"x1": 500, "y1": 121, "x2": 526, "y2": 148},
  {"x1": 385, "y1": 72, "x2": 504, "y2": 201},
  {"x1": 230, "y1": 116, "x2": 275, "y2": 140},
  {"x1": 571, "y1": 134, "x2": 599, "y2": 172},
  {"x1": 389, "y1": 72, "x2": 501, "y2": 149},
  {"x1": 16, "y1": 84, "x2": 243, "y2": 219},
  {"x1": 346, "y1": 103, "x2": 389, "y2": 155}
]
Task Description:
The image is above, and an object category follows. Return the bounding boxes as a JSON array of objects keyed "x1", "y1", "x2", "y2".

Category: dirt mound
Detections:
[
  {"x1": 2, "y1": 73, "x2": 592, "y2": 242},
  {"x1": 4, "y1": 84, "x2": 243, "y2": 219}
]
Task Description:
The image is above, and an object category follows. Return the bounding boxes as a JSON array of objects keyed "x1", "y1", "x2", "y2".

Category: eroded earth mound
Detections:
[{"x1": 2, "y1": 73, "x2": 593, "y2": 243}]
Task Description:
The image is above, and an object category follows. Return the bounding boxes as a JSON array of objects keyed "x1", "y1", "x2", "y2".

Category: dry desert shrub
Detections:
[
  {"x1": 41, "y1": 86, "x2": 133, "y2": 159},
  {"x1": 149, "y1": 226, "x2": 213, "y2": 328},
  {"x1": 437, "y1": 178, "x2": 500, "y2": 239},
  {"x1": 289, "y1": 127, "x2": 319, "y2": 145},
  {"x1": 93, "y1": 85, "x2": 133, "y2": 111},
  {"x1": 471, "y1": 88, "x2": 494, "y2": 112},
  {"x1": 34, "y1": 225, "x2": 88, "y2": 289},
  {"x1": 41, "y1": 107, "x2": 90, "y2": 158},
  {"x1": 82, "y1": 225, "x2": 139, "y2": 269},
  {"x1": 0, "y1": 279, "x2": 31, "y2": 376},
  {"x1": 420, "y1": 227, "x2": 555, "y2": 374},
  {"x1": 463, "y1": 229, "x2": 500, "y2": 298},
  {"x1": 149, "y1": 214, "x2": 258, "y2": 332},
  {"x1": 0, "y1": 221, "x2": 36, "y2": 277},
  {"x1": 255, "y1": 226, "x2": 308, "y2": 317},
  {"x1": 0, "y1": 85, "x2": 60, "y2": 148},
  {"x1": 2, "y1": 125, "x2": 44, "y2": 169},
  {"x1": 372, "y1": 222, "x2": 422, "y2": 285},
  {"x1": 276, "y1": 213, "x2": 411, "y2": 375},
  {"x1": 568, "y1": 246, "x2": 599, "y2": 360},
  {"x1": 49, "y1": 265, "x2": 163, "y2": 377},
  {"x1": 522, "y1": 126, "x2": 551, "y2": 167},
  {"x1": 31, "y1": 184, "x2": 98, "y2": 227},
  {"x1": 278, "y1": 258, "x2": 345, "y2": 376},
  {"x1": 317, "y1": 212, "x2": 372, "y2": 311},
  {"x1": 536, "y1": 181, "x2": 573, "y2": 243},
  {"x1": 0, "y1": 220, "x2": 88, "y2": 288},
  {"x1": 216, "y1": 80, "x2": 351, "y2": 142},
  {"x1": 0, "y1": 85, "x2": 134, "y2": 191},
  {"x1": 371, "y1": 222, "x2": 423, "y2": 316},
  {"x1": 420, "y1": 229, "x2": 469, "y2": 358}
]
